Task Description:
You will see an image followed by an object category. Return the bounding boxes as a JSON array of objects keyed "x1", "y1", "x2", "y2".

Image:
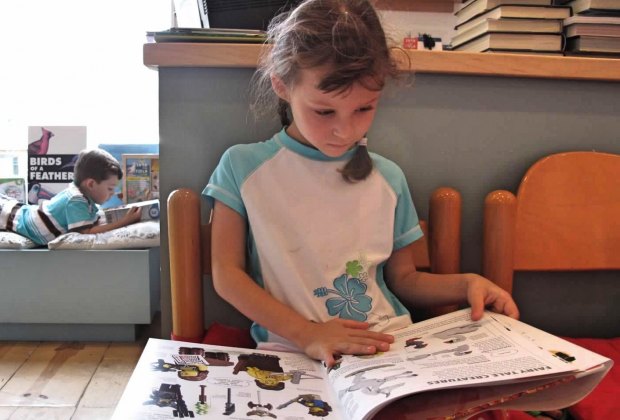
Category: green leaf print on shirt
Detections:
[
  {"x1": 346, "y1": 260, "x2": 363, "y2": 277},
  {"x1": 313, "y1": 260, "x2": 373, "y2": 322}
]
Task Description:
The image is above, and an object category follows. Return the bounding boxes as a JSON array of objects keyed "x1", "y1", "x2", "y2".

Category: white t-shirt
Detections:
[{"x1": 204, "y1": 129, "x2": 423, "y2": 350}]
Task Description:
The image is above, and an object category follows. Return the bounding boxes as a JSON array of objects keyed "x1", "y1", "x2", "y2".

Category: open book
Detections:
[
  {"x1": 103, "y1": 199, "x2": 160, "y2": 223},
  {"x1": 111, "y1": 309, "x2": 611, "y2": 420}
]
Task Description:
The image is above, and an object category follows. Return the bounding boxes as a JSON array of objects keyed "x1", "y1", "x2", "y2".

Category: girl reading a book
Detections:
[{"x1": 204, "y1": 0, "x2": 519, "y2": 366}]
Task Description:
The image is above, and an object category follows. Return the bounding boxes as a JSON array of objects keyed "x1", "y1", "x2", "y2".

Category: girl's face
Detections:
[{"x1": 275, "y1": 67, "x2": 382, "y2": 158}]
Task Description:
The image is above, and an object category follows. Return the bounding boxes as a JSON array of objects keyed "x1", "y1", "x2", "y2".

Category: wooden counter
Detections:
[{"x1": 144, "y1": 43, "x2": 620, "y2": 81}]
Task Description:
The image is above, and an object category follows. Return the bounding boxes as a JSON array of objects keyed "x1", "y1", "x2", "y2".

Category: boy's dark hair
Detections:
[
  {"x1": 251, "y1": 0, "x2": 398, "y2": 182},
  {"x1": 73, "y1": 149, "x2": 123, "y2": 186}
]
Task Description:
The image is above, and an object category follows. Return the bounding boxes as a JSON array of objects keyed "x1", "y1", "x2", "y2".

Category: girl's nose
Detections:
[{"x1": 332, "y1": 118, "x2": 354, "y2": 139}]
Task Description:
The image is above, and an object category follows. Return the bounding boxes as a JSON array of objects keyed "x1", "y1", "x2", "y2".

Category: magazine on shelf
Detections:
[
  {"x1": 146, "y1": 27, "x2": 267, "y2": 43},
  {"x1": 121, "y1": 153, "x2": 159, "y2": 204},
  {"x1": 112, "y1": 309, "x2": 611, "y2": 420},
  {"x1": 0, "y1": 178, "x2": 27, "y2": 202},
  {"x1": 26, "y1": 126, "x2": 86, "y2": 204}
]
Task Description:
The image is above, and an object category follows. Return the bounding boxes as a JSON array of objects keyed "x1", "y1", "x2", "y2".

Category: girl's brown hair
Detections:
[{"x1": 251, "y1": 0, "x2": 398, "y2": 182}]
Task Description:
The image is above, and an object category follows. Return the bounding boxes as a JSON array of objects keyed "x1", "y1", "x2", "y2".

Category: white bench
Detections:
[{"x1": 0, "y1": 247, "x2": 160, "y2": 341}]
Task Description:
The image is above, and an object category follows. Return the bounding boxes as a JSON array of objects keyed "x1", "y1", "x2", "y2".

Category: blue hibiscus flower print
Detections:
[{"x1": 314, "y1": 262, "x2": 373, "y2": 321}]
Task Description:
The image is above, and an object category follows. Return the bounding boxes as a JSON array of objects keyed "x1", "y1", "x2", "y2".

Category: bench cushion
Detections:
[
  {"x1": 0, "y1": 231, "x2": 37, "y2": 249},
  {"x1": 48, "y1": 221, "x2": 159, "y2": 249}
]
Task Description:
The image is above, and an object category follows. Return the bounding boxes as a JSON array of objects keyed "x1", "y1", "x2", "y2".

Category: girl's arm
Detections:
[
  {"x1": 211, "y1": 200, "x2": 393, "y2": 366},
  {"x1": 384, "y1": 241, "x2": 519, "y2": 321}
]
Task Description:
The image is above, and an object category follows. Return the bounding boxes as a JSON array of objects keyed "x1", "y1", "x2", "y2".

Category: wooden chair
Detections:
[
  {"x1": 167, "y1": 186, "x2": 462, "y2": 345},
  {"x1": 483, "y1": 150, "x2": 620, "y2": 294},
  {"x1": 482, "y1": 151, "x2": 620, "y2": 419}
]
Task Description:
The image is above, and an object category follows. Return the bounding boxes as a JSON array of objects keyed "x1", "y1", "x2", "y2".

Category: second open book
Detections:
[{"x1": 113, "y1": 308, "x2": 611, "y2": 420}]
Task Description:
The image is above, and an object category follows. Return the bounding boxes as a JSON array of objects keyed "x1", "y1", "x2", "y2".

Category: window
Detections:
[{"x1": 0, "y1": 0, "x2": 169, "y2": 178}]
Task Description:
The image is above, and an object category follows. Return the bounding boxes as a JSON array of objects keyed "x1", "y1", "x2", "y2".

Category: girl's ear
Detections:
[{"x1": 271, "y1": 74, "x2": 290, "y2": 101}]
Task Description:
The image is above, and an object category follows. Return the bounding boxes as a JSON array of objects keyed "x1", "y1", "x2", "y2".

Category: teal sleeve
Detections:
[
  {"x1": 202, "y1": 146, "x2": 247, "y2": 218},
  {"x1": 372, "y1": 154, "x2": 423, "y2": 250},
  {"x1": 66, "y1": 198, "x2": 98, "y2": 231},
  {"x1": 393, "y1": 177, "x2": 423, "y2": 250},
  {"x1": 202, "y1": 140, "x2": 282, "y2": 219}
]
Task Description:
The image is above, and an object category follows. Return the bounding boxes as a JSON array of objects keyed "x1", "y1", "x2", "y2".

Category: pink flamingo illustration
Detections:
[{"x1": 28, "y1": 127, "x2": 55, "y2": 155}]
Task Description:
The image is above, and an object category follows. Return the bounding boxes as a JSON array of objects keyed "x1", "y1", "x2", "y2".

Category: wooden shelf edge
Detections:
[{"x1": 144, "y1": 43, "x2": 620, "y2": 82}]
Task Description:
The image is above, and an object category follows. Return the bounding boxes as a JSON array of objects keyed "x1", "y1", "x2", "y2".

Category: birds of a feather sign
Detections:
[{"x1": 27, "y1": 126, "x2": 86, "y2": 204}]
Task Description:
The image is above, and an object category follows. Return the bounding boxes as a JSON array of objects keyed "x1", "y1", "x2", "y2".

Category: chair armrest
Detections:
[
  {"x1": 168, "y1": 188, "x2": 204, "y2": 342},
  {"x1": 482, "y1": 190, "x2": 517, "y2": 294},
  {"x1": 429, "y1": 187, "x2": 462, "y2": 275}
]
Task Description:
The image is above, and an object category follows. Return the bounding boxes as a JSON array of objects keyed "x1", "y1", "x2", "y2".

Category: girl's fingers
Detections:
[
  {"x1": 469, "y1": 294, "x2": 485, "y2": 321},
  {"x1": 494, "y1": 299, "x2": 520, "y2": 319},
  {"x1": 333, "y1": 336, "x2": 392, "y2": 355},
  {"x1": 334, "y1": 319, "x2": 395, "y2": 343},
  {"x1": 336, "y1": 319, "x2": 370, "y2": 329}
]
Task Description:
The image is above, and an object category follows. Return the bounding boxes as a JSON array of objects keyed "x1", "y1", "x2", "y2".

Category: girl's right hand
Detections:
[{"x1": 298, "y1": 319, "x2": 395, "y2": 367}]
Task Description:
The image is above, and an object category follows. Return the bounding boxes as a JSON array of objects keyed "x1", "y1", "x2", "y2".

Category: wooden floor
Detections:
[{"x1": 0, "y1": 340, "x2": 145, "y2": 420}]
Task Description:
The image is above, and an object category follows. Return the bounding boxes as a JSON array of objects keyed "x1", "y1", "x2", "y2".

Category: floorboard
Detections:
[
  {"x1": 77, "y1": 343, "x2": 142, "y2": 409},
  {"x1": 0, "y1": 340, "x2": 144, "y2": 419},
  {"x1": 0, "y1": 343, "x2": 38, "y2": 388},
  {"x1": 2, "y1": 406, "x2": 75, "y2": 420}
]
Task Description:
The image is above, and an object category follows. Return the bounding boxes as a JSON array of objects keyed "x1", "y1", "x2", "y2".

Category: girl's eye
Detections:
[
  {"x1": 315, "y1": 110, "x2": 334, "y2": 116},
  {"x1": 358, "y1": 106, "x2": 374, "y2": 113}
]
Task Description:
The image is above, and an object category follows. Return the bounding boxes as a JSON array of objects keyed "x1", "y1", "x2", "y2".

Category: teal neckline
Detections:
[{"x1": 275, "y1": 128, "x2": 359, "y2": 162}]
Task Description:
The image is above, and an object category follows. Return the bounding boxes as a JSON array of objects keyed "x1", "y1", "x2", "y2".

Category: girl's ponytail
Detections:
[
  {"x1": 340, "y1": 140, "x2": 372, "y2": 182},
  {"x1": 277, "y1": 99, "x2": 290, "y2": 126}
]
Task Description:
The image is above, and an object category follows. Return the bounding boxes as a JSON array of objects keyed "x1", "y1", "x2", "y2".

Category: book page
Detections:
[
  {"x1": 327, "y1": 309, "x2": 610, "y2": 420},
  {"x1": 113, "y1": 316, "x2": 611, "y2": 420},
  {"x1": 112, "y1": 338, "x2": 343, "y2": 419}
]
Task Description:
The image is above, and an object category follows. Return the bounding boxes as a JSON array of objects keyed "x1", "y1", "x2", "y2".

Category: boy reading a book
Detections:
[{"x1": 0, "y1": 148, "x2": 141, "y2": 245}]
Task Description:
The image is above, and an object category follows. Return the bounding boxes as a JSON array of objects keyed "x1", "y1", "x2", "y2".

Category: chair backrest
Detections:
[
  {"x1": 168, "y1": 187, "x2": 462, "y2": 343},
  {"x1": 482, "y1": 151, "x2": 620, "y2": 293}
]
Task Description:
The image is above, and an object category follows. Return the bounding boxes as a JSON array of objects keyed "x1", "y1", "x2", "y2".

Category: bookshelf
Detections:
[{"x1": 143, "y1": 43, "x2": 620, "y2": 82}]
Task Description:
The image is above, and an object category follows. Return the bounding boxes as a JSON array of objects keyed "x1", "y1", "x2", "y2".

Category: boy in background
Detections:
[{"x1": 0, "y1": 148, "x2": 141, "y2": 245}]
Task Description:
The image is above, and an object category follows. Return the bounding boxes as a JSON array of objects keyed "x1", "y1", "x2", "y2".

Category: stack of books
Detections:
[
  {"x1": 450, "y1": 0, "x2": 571, "y2": 54},
  {"x1": 557, "y1": 0, "x2": 620, "y2": 56}
]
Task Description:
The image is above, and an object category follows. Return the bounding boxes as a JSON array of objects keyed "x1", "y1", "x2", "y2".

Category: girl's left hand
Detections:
[{"x1": 465, "y1": 274, "x2": 519, "y2": 321}]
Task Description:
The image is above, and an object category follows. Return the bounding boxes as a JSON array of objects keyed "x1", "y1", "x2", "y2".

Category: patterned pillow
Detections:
[
  {"x1": 0, "y1": 231, "x2": 38, "y2": 249},
  {"x1": 47, "y1": 221, "x2": 160, "y2": 250}
]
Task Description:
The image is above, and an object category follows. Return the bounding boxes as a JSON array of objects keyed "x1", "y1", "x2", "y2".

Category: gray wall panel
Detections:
[{"x1": 159, "y1": 68, "x2": 620, "y2": 338}]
